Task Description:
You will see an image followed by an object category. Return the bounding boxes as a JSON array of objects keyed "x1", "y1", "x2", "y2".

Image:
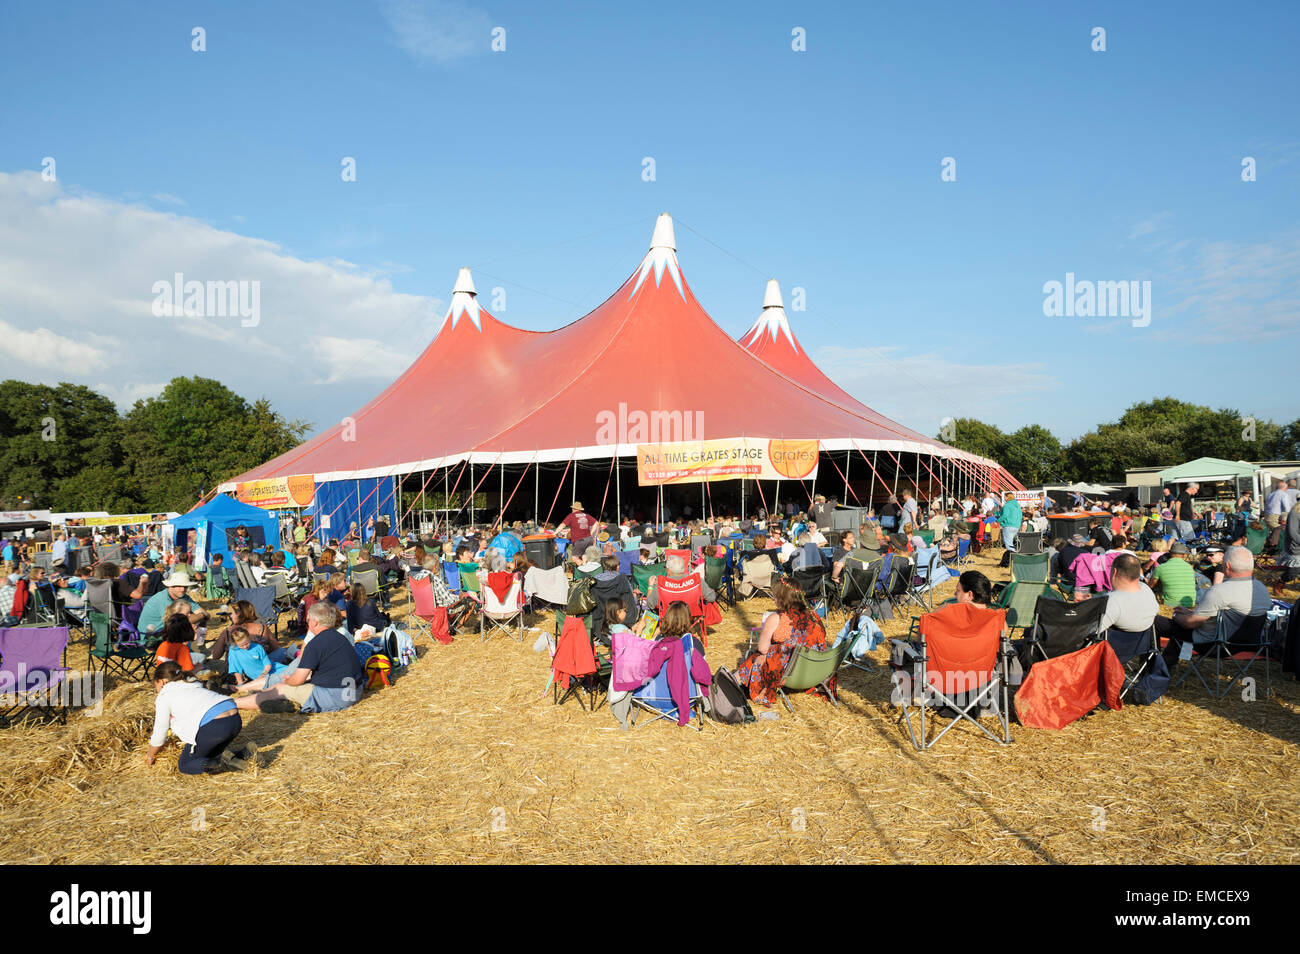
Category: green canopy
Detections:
[{"x1": 1157, "y1": 457, "x2": 1256, "y2": 484}]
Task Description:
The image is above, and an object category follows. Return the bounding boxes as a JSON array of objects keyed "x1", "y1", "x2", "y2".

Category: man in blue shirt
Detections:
[
  {"x1": 137, "y1": 570, "x2": 208, "y2": 640},
  {"x1": 234, "y1": 601, "x2": 364, "y2": 713}
]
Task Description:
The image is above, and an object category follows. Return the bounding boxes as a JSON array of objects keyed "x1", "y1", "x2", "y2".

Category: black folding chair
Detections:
[
  {"x1": 1171, "y1": 611, "x2": 1270, "y2": 700},
  {"x1": 233, "y1": 585, "x2": 280, "y2": 634},
  {"x1": 1024, "y1": 597, "x2": 1108, "y2": 665}
]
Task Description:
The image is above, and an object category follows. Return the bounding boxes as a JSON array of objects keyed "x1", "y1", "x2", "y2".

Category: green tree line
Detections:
[
  {"x1": 940, "y1": 398, "x2": 1300, "y2": 485},
  {"x1": 0, "y1": 377, "x2": 310, "y2": 514}
]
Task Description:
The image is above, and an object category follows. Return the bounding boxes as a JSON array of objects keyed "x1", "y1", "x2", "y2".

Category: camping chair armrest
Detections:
[{"x1": 890, "y1": 638, "x2": 919, "y2": 660}]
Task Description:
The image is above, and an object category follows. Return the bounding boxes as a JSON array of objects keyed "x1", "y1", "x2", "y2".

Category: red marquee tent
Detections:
[{"x1": 222, "y1": 215, "x2": 1019, "y2": 527}]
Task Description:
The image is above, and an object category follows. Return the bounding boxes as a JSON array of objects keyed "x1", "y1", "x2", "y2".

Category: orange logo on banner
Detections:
[
  {"x1": 287, "y1": 475, "x2": 316, "y2": 506},
  {"x1": 767, "y1": 439, "x2": 819, "y2": 479}
]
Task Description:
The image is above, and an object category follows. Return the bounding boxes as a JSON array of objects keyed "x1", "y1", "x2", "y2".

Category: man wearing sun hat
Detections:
[
  {"x1": 560, "y1": 501, "x2": 596, "y2": 552},
  {"x1": 137, "y1": 569, "x2": 209, "y2": 637}
]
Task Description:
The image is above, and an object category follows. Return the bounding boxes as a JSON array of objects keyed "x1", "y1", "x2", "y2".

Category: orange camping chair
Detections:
[
  {"x1": 891, "y1": 602, "x2": 1012, "y2": 750},
  {"x1": 655, "y1": 574, "x2": 709, "y2": 648}
]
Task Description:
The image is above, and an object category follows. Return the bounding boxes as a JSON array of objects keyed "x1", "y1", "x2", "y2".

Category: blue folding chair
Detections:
[
  {"x1": 629, "y1": 635, "x2": 707, "y2": 730},
  {"x1": 442, "y1": 561, "x2": 462, "y2": 593}
]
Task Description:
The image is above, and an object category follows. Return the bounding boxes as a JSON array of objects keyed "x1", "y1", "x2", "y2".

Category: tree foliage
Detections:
[
  {"x1": 0, "y1": 377, "x2": 309, "y2": 513},
  {"x1": 939, "y1": 398, "x2": 1294, "y2": 486}
]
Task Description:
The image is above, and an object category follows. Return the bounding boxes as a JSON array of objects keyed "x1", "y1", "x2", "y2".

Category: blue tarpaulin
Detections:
[{"x1": 313, "y1": 477, "x2": 398, "y2": 542}]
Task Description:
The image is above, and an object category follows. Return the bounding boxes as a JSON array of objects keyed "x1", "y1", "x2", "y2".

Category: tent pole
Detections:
[
  {"x1": 443, "y1": 467, "x2": 449, "y2": 534},
  {"x1": 500, "y1": 463, "x2": 505, "y2": 525},
  {"x1": 891, "y1": 458, "x2": 899, "y2": 497},
  {"x1": 844, "y1": 450, "x2": 851, "y2": 506},
  {"x1": 535, "y1": 461, "x2": 539, "y2": 524},
  {"x1": 700, "y1": 480, "x2": 705, "y2": 520},
  {"x1": 741, "y1": 477, "x2": 745, "y2": 520},
  {"x1": 572, "y1": 459, "x2": 577, "y2": 509},
  {"x1": 616, "y1": 455, "x2": 621, "y2": 524},
  {"x1": 469, "y1": 463, "x2": 475, "y2": 527}
]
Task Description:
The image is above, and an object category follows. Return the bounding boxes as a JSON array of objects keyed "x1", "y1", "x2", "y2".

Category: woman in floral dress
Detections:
[{"x1": 735, "y1": 579, "x2": 830, "y2": 707}]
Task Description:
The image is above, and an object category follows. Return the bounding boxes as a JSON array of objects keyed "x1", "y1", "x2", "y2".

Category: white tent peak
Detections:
[
  {"x1": 649, "y1": 212, "x2": 676, "y2": 251},
  {"x1": 452, "y1": 266, "x2": 476, "y2": 296},
  {"x1": 630, "y1": 213, "x2": 684, "y2": 300},
  {"x1": 741, "y1": 278, "x2": 798, "y2": 351},
  {"x1": 445, "y1": 266, "x2": 482, "y2": 331}
]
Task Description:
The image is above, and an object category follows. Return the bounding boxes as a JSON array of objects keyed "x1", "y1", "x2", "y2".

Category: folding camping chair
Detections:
[
  {"x1": 630, "y1": 561, "x2": 667, "y2": 602},
  {"x1": 909, "y1": 547, "x2": 952, "y2": 611},
  {"x1": 480, "y1": 573, "x2": 526, "y2": 641},
  {"x1": 629, "y1": 634, "x2": 706, "y2": 730},
  {"x1": 778, "y1": 640, "x2": 852, "y2": 712},
  {"x1": 616, "y1": 549, "x2": 638, "y2": 578},
  {"x1": 523, "y1": 564, "x2": 569, "y2": 628},
  {"x1": 405, "y1": 575, "x2": 451, "y2": 645},
  {"x1": 458, "y1": 563, "x2": 482, "y2": 596},
  {"x1": 703, "y1": 554, "x2": 732, "y2": 607},
  {"x1": 0, "y1": 626, "x2": 71, "y2": 727},
  {"x1": 993, "y1": 580, "x2": 1062, "y2": 637},
  {"x1": 1010, "y1": 552, "x2": 1050, "y2": 584},
  {"x1": 86, "y1": 610, "x2": 147, "y2": 687},
  {"x1": 789, "y1": 565, "x2": 828, "y2": 613},
  {"x1": 233, "y1": 559, "x2": 257, "y2": 590},
  {"x1": 552, "y1": 615, "x2": 608, "y2": 711},
  {"x1": 877, "y1": 556, "x2": 915, "y2": 620},
  {"x1": 233, "y1": 585, "x2": 280, "y2": 635},
  {"x1": 350, "y1": 568, "x2": 387, "y2": 614},
  {"x1": 1023, "y1": 596, "x2": 1108, "y2": 664},
  {"x1": 736, "y1": 553, "x2": 776, "y2": 601},
  {"x1": 1017, "y1": 531, "x2": 1044, "y2": 555},
  {"x1": 941, "y1": 538, "x2": 971, "y2": 571},
  {"x1": 891, "y1": 603, "x2": 1012, "y2": 750},
  {"x1": 26, "y1": 581, "x2": 64, "y2": 628},
  {"x1": 264, "y1": 570, "x2": 297, "y2": 616},
  {"x1": 1170, "y1": 611, "x2": 1271, "y2": 700},
  {"x1": 836, "y1": 558, "x2": 880, "y2": 620},
  {"x1": 442, "y1": 561, "x2": 462, "y2": 594},
  {"x1": 1104, "y1": 625, "x2": 1169, "y2": 704}
]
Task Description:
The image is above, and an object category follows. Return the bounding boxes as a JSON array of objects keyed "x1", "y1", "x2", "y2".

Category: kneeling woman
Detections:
[
  {"x1": 145, "y1": 661, "x2": 255, "y2": 774},
  {"x1": 734, "y1": 579, "x2": 830, "y2": 707}
]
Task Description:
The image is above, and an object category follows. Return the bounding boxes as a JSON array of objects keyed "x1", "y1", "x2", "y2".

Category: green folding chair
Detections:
[
  {"x1": 778, "y1": 641, "x2": 852, "y2": 711},
  {"x1": 1010, "y1": 552, "x2": 1050, "y2": 583},
  {"x1": 458, "y1": 562, "x2": 482, "y2": 594},
  {"x1": 992, "y1": 580, "x2": 1062, "y2": 635},
  {"x1": 630, "y1": 561, "x2": 667, "y2": 596}
]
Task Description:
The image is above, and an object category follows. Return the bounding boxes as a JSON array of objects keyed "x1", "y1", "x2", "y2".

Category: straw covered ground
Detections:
[{"x1": 1, "y1": 550, "x2": 1297, "y2": 865}]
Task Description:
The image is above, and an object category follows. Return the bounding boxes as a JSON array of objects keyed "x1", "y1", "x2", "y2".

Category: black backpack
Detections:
[{"x1": 709, "y1": 667, "x2": 756, "y2": 724}]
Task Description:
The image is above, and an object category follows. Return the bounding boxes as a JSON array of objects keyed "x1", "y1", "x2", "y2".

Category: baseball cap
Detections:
[{"x1": 1170, "y1": 542, "x2": 1189, "y2": 554}]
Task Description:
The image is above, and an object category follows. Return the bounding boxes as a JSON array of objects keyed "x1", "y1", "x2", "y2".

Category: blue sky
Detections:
[{"x1": 1, "y1": 0, "x2": 1297, "y2": 443}]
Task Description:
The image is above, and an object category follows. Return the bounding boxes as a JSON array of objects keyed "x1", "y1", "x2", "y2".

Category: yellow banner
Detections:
[
  {"x1": 235, "y1": 475, "x2": 316, "y2": 509},
  {"x1": 637, "y1": 438, "x2": 820, "y2": 486},
  {"x1": 83, "y1": 513, "x2": 172, "y2": 527}
]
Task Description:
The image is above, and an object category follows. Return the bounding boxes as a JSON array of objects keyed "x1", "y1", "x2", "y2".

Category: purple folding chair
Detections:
[{"x1": 0, "y1": 626, "x2": 71, "y2": 727}]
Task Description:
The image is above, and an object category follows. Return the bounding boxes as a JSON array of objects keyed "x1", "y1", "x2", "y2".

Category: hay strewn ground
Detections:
[{"x1": 1, "y1": 550, "x2": 1297, "y2": 865}]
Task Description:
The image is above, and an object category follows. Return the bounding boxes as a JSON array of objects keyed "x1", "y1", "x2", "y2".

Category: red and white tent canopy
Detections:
[{"x1": 223, "y1": 215, "x2": 1020, "y2": 493}]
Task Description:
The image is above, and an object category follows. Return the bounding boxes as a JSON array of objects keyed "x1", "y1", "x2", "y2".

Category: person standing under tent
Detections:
[{"x1": 1174, "y1": 482, "x2": 1199, "y2": 543}]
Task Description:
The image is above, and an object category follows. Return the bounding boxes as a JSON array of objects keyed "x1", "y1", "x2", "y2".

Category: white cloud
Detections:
[
  {"x1": 378, "y1": 0, "x2": 492, "y2": 65},
  {"x1": 0, "y1": 317, "x2": 109, "y2": 370},
  {"x1": 0, "y1": 171, "x2": 443, "y2": 428},
  {"x1": 312, "y1": 335, "x2": 413, "y2": 384},
  {"x1": 814, "y1": 344, "x2": 1059, "y2": 429},
  {"x1": 94, "y1": 380, "x2": 166, "y2": 409}
]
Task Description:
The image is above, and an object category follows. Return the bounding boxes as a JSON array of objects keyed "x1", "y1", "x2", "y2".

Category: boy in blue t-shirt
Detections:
[{"x1": 227, "y1": 628, "x2": 286, "y2": 685}]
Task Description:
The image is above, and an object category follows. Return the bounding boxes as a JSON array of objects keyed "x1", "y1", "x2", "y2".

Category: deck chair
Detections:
[
  {"x1": 941, "y1": 538, "x2": 971, "y2": 570},
  {"x1": 233, "y1": 559, "x2": 257, "y2": 590},
  {"x1": 523, "y1": 565, "x2": 569, "y2": 624},
  {"x1": 891, "y1": 603, "x2": 1011, "y2": 750},
  {"x1": 629, "y1": 634, "x2": 706, "y2": 730},
  {"x1": 350, "y1": 568, "x2": 383, "y2": 612},
  {"x1": 87, "y1": 610, "x2": 151, "y2": 680},
  {"x1": 1171, "y1": 611, "x2": 1270, "y2": 700},
  {"x1": 233, "y1": 585, "x2": 279, "y2": 634},
  {"x1": 1244, "y1": 527, "x2": 1267, "y2": 557},
  {"x1": 406, "y1": 576, "x2": 452, "y2": 645},
  {"x1": 736, "y1": 553, "x2": 775, "y2": 600},
  {"x1": 616, "y1": 549, "x2": 638, "y2": 577},
  {"x1": 1010, "y1": 552, "x2": 1050, "y2": 584},
  {"x1": 1017, "y1": 531, "x2": 1044, "y2": 555},
  {"x1": 480, "y1": 573, "x2": 526, "y2": 641},
  {"x1": 1104, "y1": 626, "x2": 1169, "y2": 704},
  {"x1": 623, "y1": 535, "x2": 641, "y2": 552},
  {"x1": 1024, "y1": 596, "x2": 1107, "y2": 664},
  {"x1": 778, "y1": 640, "x2": 852, "y2": 711},
  {"x1": 994, "y1": 580, "x2": 1062, "y2": 636},
  {"x1": 0, "y1": 626, "x2": 71, "y2": 727}
]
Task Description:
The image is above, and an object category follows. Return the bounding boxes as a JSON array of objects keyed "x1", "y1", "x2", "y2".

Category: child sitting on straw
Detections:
[{"x1": 226, "y1": 625, "x2": 288, "y2": 687}]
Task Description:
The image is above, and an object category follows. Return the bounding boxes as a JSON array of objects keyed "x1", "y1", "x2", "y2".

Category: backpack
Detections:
[
  {"x1": 383, "y1": 625, "x2": 416, "y2": 667},
  {"x1": 566, "y1": 576, "x2": 596, "y2": 616},
  {"x1": 364, "y1": 653, "x2": 393, "y2": 690},
  {"x1": 708, "y1": 667, "x2": 756, "y2": 725}
]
